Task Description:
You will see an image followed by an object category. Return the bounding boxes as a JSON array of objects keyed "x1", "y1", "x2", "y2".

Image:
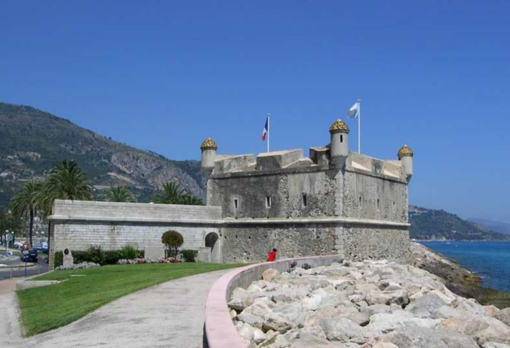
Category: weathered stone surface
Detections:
[
  {"x1": 495, "y1": 308, "x2": 510, "y2": 326},
  {"x1": 382, "y1": 326, "x2": 479, "y2": 348},
  {"x1": 238, "y1": 314, "x2": 265, "y2": 329},
  {"x1": 406, "y1": 292, "x2": 449, "y2": 317},
  {"x1": 319, "y1": 318, "x2": 366, "y2": 344},
  {"x1": 482, "y1": 343, "x2": 510, "y2": 348},
  {"x1": 262, "y1": 313, "x2": 294, "y2": 334},
  {"x1": 263, "y1": 269, "x2": 281, "y2": 282},
  {"x1": 439, "y1": 315, "x2": 510, "y2": 344},
  {"x1": 230, "y1": 260, "x2": 510, "y2": 348}
]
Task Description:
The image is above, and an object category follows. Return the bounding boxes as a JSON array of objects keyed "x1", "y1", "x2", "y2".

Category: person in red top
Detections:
[{"x1": 267, "y1": 248, "x2": 277, "y2": 262}]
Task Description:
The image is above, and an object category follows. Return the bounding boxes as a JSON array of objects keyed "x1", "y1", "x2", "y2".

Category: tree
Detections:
[
  {"x1": 106, "y1": 186, "x2": 136, "y2": 203},
  {"x1": 40, "y1": 160, "x2": 92, "y2": 258},
  {"x1": 180, "y1": 194, "x2": 203, "y2": 206},
  {"x1": 161, "y1": 230, "x2": 183, "y2": 260},
  {"x1": 152, "y1": 182, "x2": 202, "y2": 205},
  {"x1": 152, "y1": 182, "x2": 185, "y2": 204},
  {"x1": 41, "y1": 160, "x2": 93, "y2": 209},
  {"x1": 10, "y1": 181, "x2": 44, "y2": 246}
]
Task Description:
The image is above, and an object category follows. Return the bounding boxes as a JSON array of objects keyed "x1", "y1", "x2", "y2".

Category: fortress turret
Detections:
[
  {"x1": 398, "y1": 145, "x2": 414, "y2": 181},
  {"x1": 200, "y1": 138, "x2": 218, "y2": 174},
  {"x1": 329, "y1": 120, "x2": 349, "y2": 165}
]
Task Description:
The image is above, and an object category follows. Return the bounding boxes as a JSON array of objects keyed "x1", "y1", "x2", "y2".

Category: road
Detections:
[{"x1": 0, "y1": 252, "x2": 49, "y2": 280}]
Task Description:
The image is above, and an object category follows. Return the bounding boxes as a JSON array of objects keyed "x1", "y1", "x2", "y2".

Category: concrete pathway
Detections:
[{"x1": 0, "y1": 269, "x2": 230, "y2": 348}]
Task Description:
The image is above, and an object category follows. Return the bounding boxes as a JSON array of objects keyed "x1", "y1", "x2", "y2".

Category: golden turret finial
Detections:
[
  {"x1": 329, "y1": 119, "x2": 350, "y2": 134},
  {"x1": 200, "y1": 138, "x2": 218, "y2": 150},
  {"x1": 398, "y1": 145, "x2": 414, "y2": 159}
]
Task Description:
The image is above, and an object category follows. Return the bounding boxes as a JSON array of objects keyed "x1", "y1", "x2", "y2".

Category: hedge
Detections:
[{"x1": 52, "y1": 246, "x2": 144, "y2": 267}]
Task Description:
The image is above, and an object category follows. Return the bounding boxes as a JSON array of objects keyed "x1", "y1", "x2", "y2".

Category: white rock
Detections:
[
  {"x1": 302, "y1": 294, "x2": 322, "y2": 310},
  {"x1": 263, "y1": 268, "x2": 280, "y2": 282}
]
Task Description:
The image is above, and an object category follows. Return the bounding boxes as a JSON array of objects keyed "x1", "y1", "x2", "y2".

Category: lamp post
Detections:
[{"x1": 5, "y1": 230, "x2": 9, "y2": 255}]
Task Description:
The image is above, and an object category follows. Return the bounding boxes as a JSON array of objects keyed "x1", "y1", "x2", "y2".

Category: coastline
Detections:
[{"x1": 409, "y1": 242, "x2": 510, "y2": 309}]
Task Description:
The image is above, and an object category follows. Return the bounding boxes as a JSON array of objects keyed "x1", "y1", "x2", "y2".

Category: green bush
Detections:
[
  {"x1": 54, "y1": 251, "x2": 63, "y2": 267},
  {"x1": 72, "y1": 250, "x2": 93, "y2": 264},
  {"x1": 120, "y1": 245, "x2": 140, "y2": 260},
  {"x1": 52, "y1": 247, "x2": 144, "y2": 267},
  {"x1": 180, "y1": 249, "x2": 198, "y2": 262},
  {"x1": 104, "y1": 250, "x2": 121, "y2": 265},
  {"x1": 162, "y1": 231, "x2": 184, "y2": 259},
  {"x1": 87, "y1": 246, "x2": 105, "y2": 265}
]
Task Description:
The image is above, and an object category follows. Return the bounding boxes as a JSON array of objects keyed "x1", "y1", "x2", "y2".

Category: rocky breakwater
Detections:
[{"x1": 228, "y1": 260, "x2": 510, "y2": 348}]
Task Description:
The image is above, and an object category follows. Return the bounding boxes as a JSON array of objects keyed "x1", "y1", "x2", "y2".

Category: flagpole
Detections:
[
  {"x1": 357, "y1": 99, "x2": 361, "y2": 154},
  {"x1": 267, "y1": 113, "x2": 270, "y2": 153}
]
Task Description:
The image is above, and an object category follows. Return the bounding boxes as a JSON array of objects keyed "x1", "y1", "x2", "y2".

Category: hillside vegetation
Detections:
[
  {"x1": 409, "y1": 205, "x2": 510, "y2": 241},
  {"x1": 0, "y1": 102, "x2": 204, "y2": 206}
]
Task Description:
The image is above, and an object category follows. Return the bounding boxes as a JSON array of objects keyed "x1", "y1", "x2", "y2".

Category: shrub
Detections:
[
  {"x1": 87, "y1": 246, "x2": 105, "y2": 265},
  {"x1": 54, "y1": 251, "x2": 63, "y2": 268},
  {"x1": 52, "y1": 247, "x2": 143, "y2": 267},
  {"x1": 120, "y1": 245, "x2": 140, "y2": 260},
  {"x1": 180, "y1": 249, "x2": 198, "y2": 262},
  {"x1": 104, "y1": 250, "x2": 121, "y2": 265},
  {"x1": 161, "y1": 231, "x2": 184, "y2": 260},
  {"x1": 73, "y1": 250, "x2": 93, "y2": 264}
]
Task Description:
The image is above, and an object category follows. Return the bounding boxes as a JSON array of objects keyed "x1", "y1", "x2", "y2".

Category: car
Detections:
[{"x1": 21, "y1": 249, "x2": 38, "y2": 263}]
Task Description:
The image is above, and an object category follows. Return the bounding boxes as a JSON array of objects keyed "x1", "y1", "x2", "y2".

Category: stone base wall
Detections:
[
  {"x1": 50, "y1": 221, "x2": 221, "y2": 267},
  {"x1": 340, "y1": 224, "x2": 410, "y2": 261},
  {"x1": 221, "y1": 223, "x2": 409, "y2": 264},
  {"x1": 221, "y1": 224, "x2": 340, "y2": 264}
]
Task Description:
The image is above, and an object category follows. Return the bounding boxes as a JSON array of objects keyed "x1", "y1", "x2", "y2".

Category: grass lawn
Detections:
[{"x1": 17, "y1": 262, "x2": 243, "y2": 336}]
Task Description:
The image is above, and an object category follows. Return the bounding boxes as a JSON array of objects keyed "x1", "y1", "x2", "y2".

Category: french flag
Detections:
[{"x1": 262, "y1": 116, "x2": 269, "y2": 141}]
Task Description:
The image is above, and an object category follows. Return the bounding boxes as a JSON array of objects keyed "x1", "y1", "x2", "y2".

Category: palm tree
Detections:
[
  {"x1": 180, "y1": 194, "x2": 203, "y2": 206},
  {"x1": 10, "y1": 181, "x2": 44, "y2": 246},
  {"x1": 42, "y1": 160, "x2": 93, "y2": 208},
  {"x1": 40, "y1": 160, "x2": 92, "y2": 258},
  {"x1": 106, "y1": 186, "x2": 136, "y2": 203},
  {"x1": 152, "y1": 182, "x2": 185, "y2": 204}
]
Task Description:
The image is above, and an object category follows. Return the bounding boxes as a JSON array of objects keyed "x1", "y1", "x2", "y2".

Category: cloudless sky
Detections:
[{"x1": 1, "y1": 1, "x2": 509, "y2": 222}]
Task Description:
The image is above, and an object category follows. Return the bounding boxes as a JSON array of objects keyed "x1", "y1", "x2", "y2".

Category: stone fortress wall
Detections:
[
  {"x1": 201, "y1": 119, "x2": 413, "y2": 263},
  {"x1": 49, "y1": 119, "x2": 414, "y2": 267},
  {"x1": 49, "y1": 200, "x2": 223, "y2": 266}
]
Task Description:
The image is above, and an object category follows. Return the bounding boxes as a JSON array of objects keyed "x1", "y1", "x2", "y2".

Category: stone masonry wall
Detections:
[
  {"x1": 208, "y1": 169, "x2": 339, "y2": 220},
  {"x1": 51, "y1": 221, "x2": 220, "y2": 253},
  {"x1": 221, "y1": 224, "x2": 340, "y2": 263},
  {"x1": 342, "y1": 170, "x2": 408, "y2": 223},
  {"x1": 340, "y1": 224, "x2": 410, "y2": 261},
  {"x1": 49, "y1": 200, "x2": 222, "y2": 267}
]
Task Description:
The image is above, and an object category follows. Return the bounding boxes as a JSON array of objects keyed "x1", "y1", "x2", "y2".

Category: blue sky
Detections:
[{"x1": 1, "y1": 1, "x2": 509, "y2": 222}]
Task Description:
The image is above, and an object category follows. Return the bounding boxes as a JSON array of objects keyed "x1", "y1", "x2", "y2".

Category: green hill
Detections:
[
  {"x1": 409, "y1": 205, "x2": 510, "y2": 241},
  {"x1": 0, "y1": 102, "x2": 205, "y2": 206}
]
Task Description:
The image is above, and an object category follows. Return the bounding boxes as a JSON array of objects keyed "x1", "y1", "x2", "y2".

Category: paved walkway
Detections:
[{"x1": 0, "y1": 269, "x2": 230, "y2": 348}]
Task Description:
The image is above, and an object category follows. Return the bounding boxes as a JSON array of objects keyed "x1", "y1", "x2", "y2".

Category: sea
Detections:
[{"x1": 420, "y1": 241, "x2": 510, "y2": 294}]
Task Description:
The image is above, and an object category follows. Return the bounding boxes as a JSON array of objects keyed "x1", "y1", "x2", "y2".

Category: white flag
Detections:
[{"x1": 347, "y1": 102, "x2": 359, "y2": 118}]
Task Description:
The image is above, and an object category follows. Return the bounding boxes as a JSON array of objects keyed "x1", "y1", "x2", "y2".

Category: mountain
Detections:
[
  {"x1": 0, "y1": 102, "x2": 205, "y2": 206},
  {"x1": 468, "y1": 218, "x2": 510, "y2": 236},
  {"x1": 409, "y1": 205, "x2": 510, "y2": 241}
]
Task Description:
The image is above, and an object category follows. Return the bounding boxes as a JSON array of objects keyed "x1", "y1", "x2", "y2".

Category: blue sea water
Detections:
[{"x1": 420, "y1": 241, "x2": 510, "y2": 293}]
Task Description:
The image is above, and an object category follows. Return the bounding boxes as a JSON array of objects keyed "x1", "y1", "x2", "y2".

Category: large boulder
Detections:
[
  {"x1": 367, "y1": 311, "x2": 441, "y2": 335},
  {"x1": 439, "y1": 315, "x2": 510, "y2": 344},
  {"x1": 263, "y1": 269, "x2": 280, "y2": 282},
  {"x1": 318, "y1": 317, "x2": 366, "y2": 344},
  {"x1": 382, "y1": 326, "x2": 479, "y2": 348},
  {"x1": 406, "y1": 292, "x2": 449, "y2": 317},
  {"x1": 262, "y1": 313, "x2": 294, "y2": 334},
  {"x1": 495, "y1": 308, "x2": 510, "y2": 326}
]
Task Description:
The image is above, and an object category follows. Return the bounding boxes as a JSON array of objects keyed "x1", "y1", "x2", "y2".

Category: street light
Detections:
[{"x1": 5, "y1": 230, "x2": 9, "y2": 255}]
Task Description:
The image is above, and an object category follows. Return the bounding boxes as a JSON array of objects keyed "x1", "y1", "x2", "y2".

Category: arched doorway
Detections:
[{"x1": 205, "y1": 232, "x2": 220, "y2": 263}]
